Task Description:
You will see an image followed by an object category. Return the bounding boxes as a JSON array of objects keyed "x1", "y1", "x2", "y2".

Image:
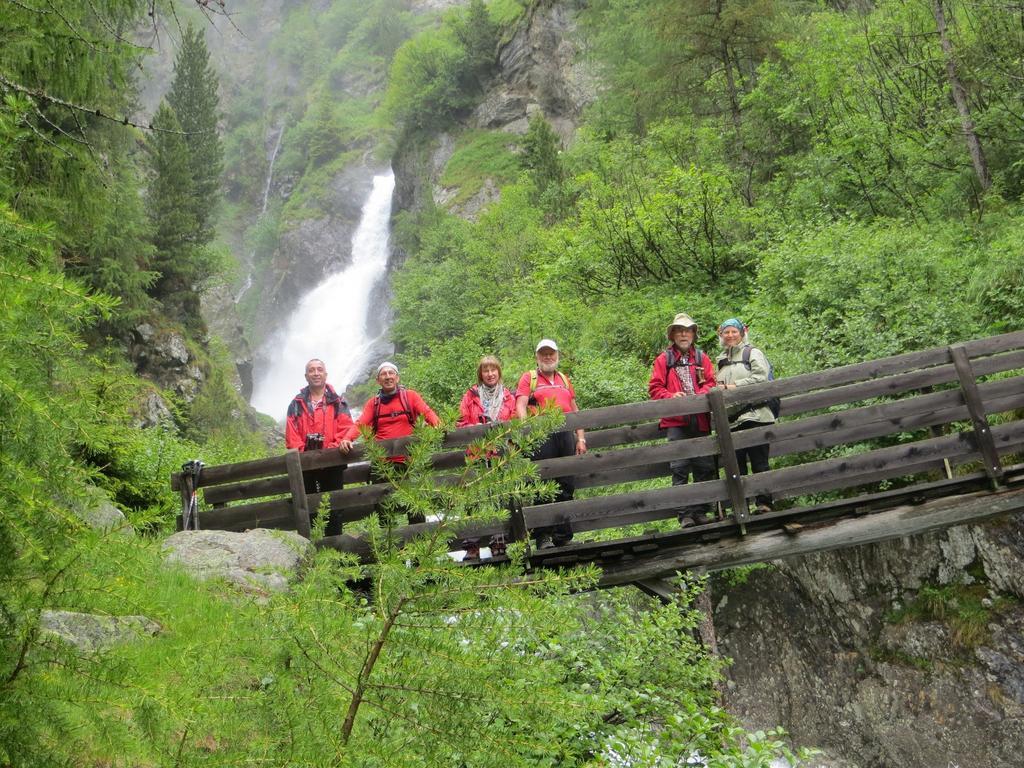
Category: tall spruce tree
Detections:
[
  {"x1": 147, "y1": 102, "x2": 203, "y2": 321},
  {"x1": 166, "y1": 23, "x2": 223, "y2": 245}
]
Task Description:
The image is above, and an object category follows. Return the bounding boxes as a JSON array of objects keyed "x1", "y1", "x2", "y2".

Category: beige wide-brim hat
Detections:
[{"x1": 667, "y1": 313, "x2": 699, "y2": 339}]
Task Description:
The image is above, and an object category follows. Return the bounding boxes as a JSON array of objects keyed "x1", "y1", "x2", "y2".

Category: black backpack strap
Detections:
[
  {"x1": 372, "y1": 395, "x2": 382, "y2": 431},
  {"x1": 401, "y1": 388, "x2": 415, "y2": 425}
]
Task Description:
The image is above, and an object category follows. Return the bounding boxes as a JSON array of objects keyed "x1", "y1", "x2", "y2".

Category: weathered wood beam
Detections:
[
  {"x1": 950, "y1": 343, "x2": 1004, "y2": 482},
  {"x1": 598, "y1": 485, "x2": 1024, "y2": 586}
]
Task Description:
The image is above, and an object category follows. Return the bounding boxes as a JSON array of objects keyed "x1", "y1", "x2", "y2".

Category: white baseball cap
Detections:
[
  {"x1": 535, "y1": 339, "x2": 559, "y2": 352},
  {"x1": 376, "y1": 361, "x2": 399, "y2": 375}
]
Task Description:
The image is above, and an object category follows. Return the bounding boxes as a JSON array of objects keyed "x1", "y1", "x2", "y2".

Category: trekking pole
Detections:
[{"x1": 181, "y1": 459, "x2": 204, "y2": 531}]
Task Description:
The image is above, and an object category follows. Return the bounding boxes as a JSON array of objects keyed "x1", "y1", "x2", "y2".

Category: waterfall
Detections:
[
  {"x1": 259, "y1": 125, "x2": 285, "y2": 216},
  {"x1": 249, "y1": 170, "x2": 395, "y2": 418},
  {"x1": 235, "y1": 123, "x2": 285, "y2": 303}
]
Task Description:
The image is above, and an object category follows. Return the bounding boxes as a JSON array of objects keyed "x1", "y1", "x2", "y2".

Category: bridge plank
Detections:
[{"x1": 596, "y1": 485, "x2": 1024, "y2": 586}]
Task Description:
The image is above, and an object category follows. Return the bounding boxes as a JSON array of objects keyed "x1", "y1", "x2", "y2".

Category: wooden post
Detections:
[
  {"x1": 708, "y1": 389, "x2": 749, "y2": 528},
  {"x1": 285, "y1": 449, "x2": 312, "y2": 539},
  {"x1": 949, "y1": 344, "x2": 1004, "y2": 484},
  {"x1": 921, "y1": 386, "x2": 954, "y2": 480},
  {"x1": 178, "y1": 477, "x2": 193, "y2": 532},
  {"x1": 509, "y1": 499, "x2": 528, "y2": 543}
]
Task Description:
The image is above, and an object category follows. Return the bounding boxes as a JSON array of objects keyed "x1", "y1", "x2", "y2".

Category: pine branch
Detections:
[
  {"x1": 340, "y1": 595, "x2": 407, "y2": 743},
  {"x1": 0, "y1": 72, "x2": 191, "y2": 134}
]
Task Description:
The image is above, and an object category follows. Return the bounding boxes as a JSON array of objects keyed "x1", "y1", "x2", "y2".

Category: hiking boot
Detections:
[
  {"x1": 462, "y1": 539, "x2": 481, "y2": 562},
  {"x1": 755, "y1": 503, "x2": 774, "y2": 515},
  {"x1": 678, "y1": 515, "x2": 696, "y2": 529},
  {"x1": 488, "y1": 534, "x2": 507, "y2": 557},
  {"x1": 535, "y1": 534, "x2": 555, "y2": 550}
]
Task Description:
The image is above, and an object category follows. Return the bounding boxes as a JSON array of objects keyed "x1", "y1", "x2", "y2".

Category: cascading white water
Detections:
[
  {"x1": 236, "y1": 123, "x2": 285, "y2": 303},
  {"x1": 249, "y1": 170, "x2": 395, "y2": 418}
]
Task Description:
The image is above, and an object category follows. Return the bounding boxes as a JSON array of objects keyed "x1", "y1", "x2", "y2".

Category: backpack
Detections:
[
  {"x1": 372, "y1": 386, "x2": 416, "y2": 430},
  {"x1": 718, "y1": 344, "x2": 781, "y2": 419},
  {"x1": 664, "y1": 346, "x2": 707, "y2": 388},
  {"x1": 527, "y1": 370, "x2": 571, "y2": 407}
]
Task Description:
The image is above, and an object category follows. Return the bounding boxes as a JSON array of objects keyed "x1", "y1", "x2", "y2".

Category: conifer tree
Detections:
[
  {"x1": 166, "y1": 23, "x2": 223, "y2": 245},
  {"x1": 147, "y1": 102, "x2": 204, "y2": 321}
]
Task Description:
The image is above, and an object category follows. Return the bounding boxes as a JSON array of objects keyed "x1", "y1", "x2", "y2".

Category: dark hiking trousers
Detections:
[
  {"x1": 304, "y1": 466, "x2": 346, "y2": 536},
  {"x1": 529, "y1": 430, "x2": 576, "y2": 546},
  {"x1": 666, "y1": 422, "x2": 716, "y2": 522},
  {"x1": 733, "y1": 420, "x2": 772, "y2": 508}
]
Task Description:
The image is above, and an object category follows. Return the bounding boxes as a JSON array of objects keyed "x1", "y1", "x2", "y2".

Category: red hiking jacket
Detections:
[
  {"x1": 648, "y1": 347, "x2": 716, "y2": 431},
  {"x1": 285, "y1": 384, "x2": 356, "y2": 450},
  {"x1": 456, "y1": 385, "x2": 516, "y2": 428},
  {"x1": 346, "y1": 387, "x2": 440, "y2": 461}
]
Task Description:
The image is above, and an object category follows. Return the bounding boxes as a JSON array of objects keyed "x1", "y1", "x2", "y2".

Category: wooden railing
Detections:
[{"x1": 172, "y1": 331, "x2": 1024, "y2": 560}]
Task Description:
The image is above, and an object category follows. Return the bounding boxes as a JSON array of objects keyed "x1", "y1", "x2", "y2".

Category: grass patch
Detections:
[
  {"x1": 439, "y1": 130, "x2": 522, "y2": 206},
  {"x1": 886, "y1": 581, "x2": 1012, "y2": 649},
  {"x1": 489, "y1": 0, "x2": 529, "y2": 25}
]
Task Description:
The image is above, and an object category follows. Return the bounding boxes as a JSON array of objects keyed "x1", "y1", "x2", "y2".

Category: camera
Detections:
[{"x1": 305, "y1": 433, "x2": 324, "y2": 451}]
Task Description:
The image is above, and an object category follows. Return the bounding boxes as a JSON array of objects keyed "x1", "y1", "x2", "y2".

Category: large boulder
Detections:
[
  {"x1": 73, "y1": 485, "x2": 133, "y2": 536},
  {"x1": 40, "y1": 610, "x2": 160, "y2": 652},
  {"x1": 162, "y1": 528, "x2": 313, "y2": 595}
]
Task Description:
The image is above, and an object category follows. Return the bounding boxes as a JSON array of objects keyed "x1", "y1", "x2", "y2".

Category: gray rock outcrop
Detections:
[
  {"x1": 392, "y1": 0, "x2": 598, "y2": 235},
  {"x1": 717, "y1": 514, "x2": 1024, "y2": 767},
  {"x1": 73, "y1": 486, "x2": 132, "y2": 536},
  {"x1": 162, "y1": 528, "x2": 313, "y2": 595},
  {"x1": 130, "y1": 323, "x2": 204, "y2": 403},
  {"x1": 40, "y1": 610, "x2": 161, "y2": 652}
]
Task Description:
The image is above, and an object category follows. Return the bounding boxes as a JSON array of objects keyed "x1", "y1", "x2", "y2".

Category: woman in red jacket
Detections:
[{"x1": 456, "y1": 355, "x2": 516, "y2": 428}]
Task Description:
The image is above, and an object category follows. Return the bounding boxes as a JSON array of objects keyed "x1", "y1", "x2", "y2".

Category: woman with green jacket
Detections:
[{"x1": 715, "y1": 318, "x2": 775, "y2": 513}]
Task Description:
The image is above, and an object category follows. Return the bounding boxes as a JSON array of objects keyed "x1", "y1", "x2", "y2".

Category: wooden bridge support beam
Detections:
[
  {"x1": 708, "y1": 389, "x2": 750, "y2": 529},
  {"x1": 285, "y1": 449, "x2": 312, "y2": 539},
  {"x1": 950, "y1": 343, "x2": 1005, "y2": 485}
]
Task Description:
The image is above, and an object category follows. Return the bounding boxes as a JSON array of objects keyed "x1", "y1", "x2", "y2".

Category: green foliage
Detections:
[
  {"x1": 384, "y1": 28, "x2": 475, "y2": 134},
  {"x1": 749, "y1": 218, "x2": 986, "y2": 375},
  {"x1": 167, "y1": 23, "x2": 223, "y2": 243},
  {"x1": 440, "y1": 130, "x2": 522, "y2": 205}
]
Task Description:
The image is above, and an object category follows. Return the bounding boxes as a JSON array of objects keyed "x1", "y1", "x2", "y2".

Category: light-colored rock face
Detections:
[
  {"x1": 393, "y1": 0, "x2": 599, "y2": 231},
  {"x1": 40, "y1": 610, "x2": 161, "y2": 652},
  {"x1": 472, "y1": 0, "x2": 599, "y2": 141},
  {"x1": 162, "y1": 528, "x2": 313, "y2": 595},
  {"x1": 131, "y1": 325, "x2": 204, "y2": 402},
  {"x1": 717, "y1": 515, "x2": 1024, "y2": 768}
]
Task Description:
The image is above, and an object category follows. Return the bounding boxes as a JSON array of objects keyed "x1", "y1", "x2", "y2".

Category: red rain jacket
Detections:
[
  {"x1": 285, "y1": 384, "x2": 356, "y2": 450},
  {"x1": 648, "y1": 346, "x2": 716, "y2": 431},
  {"x1": 456, "y1": 385, "x2": 516, "y2": 428}
]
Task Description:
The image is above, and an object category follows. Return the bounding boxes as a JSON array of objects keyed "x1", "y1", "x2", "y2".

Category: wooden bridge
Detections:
[{"x1": 172, "y1": 332, "x2": 1024, "y2": 589}]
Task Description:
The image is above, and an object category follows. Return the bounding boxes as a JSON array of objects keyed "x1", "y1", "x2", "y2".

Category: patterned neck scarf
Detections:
[
  {"x1": 477, "y1": 383, "x2": 504, "y2": 422},
  {"x1": 674, "y1": 348, "x2": 696, "y2": 396}
]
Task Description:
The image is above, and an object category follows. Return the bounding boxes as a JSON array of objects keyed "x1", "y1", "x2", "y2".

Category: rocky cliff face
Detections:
[
  {"x1": 391, "y1": 0, "x2": 597, "y2": 251},
  {"x1": 717, "y1": 514, "x2": 1024, "y2": 767}
]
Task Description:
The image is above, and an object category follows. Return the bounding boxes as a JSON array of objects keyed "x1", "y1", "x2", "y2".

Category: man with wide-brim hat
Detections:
[{"x1": 648, "y1": 313, "x2": 717, "y2": 528}]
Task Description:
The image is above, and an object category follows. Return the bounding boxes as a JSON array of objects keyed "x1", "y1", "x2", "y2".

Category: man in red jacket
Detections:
[
  {"x1": 339, "y1": 362, "x2": 440, "y2": 524},
  {"x1": 284, "y1": 358, "x2": 356, "y2": 533},
  {"x1": 648, "y1": 313, "x2": 717, "y2": 528}
]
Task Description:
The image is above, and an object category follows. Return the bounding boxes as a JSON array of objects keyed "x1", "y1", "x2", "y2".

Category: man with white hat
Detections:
[
  {"x1": 648, "y1": 313, "x2": 717, "y2": 528},
  {"x1": 340, "y1": 361, "x2": 440, "y2": 455},
  {"x1": 515, "y1": 339, "x2": 586, "y2": 549}
]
